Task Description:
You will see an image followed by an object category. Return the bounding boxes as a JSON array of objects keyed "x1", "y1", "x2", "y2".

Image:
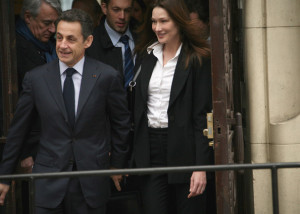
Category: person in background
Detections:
[
  {"x1": 16, "y1": 0, "x2": 61, "y2": 93},
  {"x1": 186, "y1": 0, "x2": 210, "y2": 41},
  {"x1": 15, "y1": 0, "x2": 61, "y2": 172},
  {"x1": 15, "y1": 1, "x2": 61, "y2": 213},
  {"x1": 0, "y1": 9, "x2": 130, "y2": 214},
  {"x1": 86, "y1": 0, "x2": 135, "y2": 89},
  {"x1": 86, "y1": 1, "x2": 140, "y2": 213},
  {"x1": 143, "y1": 0, "x2": 154, "y2": 6},
  {"x1": 86, "y1": 0, "x2": 136, "y2": 165},
  {"x1": 72, "y1": 0, "x2": 103, "y2": 28},
  {"x1": 131, "y1": 0, "x2": 147, "y2": 31},
  {"x1": 132, "y1": 0, "x2": 212, "y2": 213}
]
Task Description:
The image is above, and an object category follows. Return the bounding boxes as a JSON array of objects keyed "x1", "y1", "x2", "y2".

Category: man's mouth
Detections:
[
  {"x1": 59, "y1": 51, "x2": 71, "y2": 57},
  {"x1": 116, "y1": 22, "x2": 126, "y2": 28}
]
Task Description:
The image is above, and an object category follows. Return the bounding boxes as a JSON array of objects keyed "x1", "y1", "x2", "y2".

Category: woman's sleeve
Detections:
[{"x1": 192, "y1": 59, "x2": 213, "y2": 165}]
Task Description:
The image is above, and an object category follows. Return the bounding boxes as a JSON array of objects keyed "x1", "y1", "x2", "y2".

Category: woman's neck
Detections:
[{"x1": 162, "y1": 41, "x2": 181, "y2": 66}]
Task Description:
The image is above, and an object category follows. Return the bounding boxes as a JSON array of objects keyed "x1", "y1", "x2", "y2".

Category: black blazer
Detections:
[
  {"x1": 0, "y1": 57, "x2": 131, "y2": 208},
  {"x1": 132, "y1": 48, "x2": 212, "y2": 183},
  {"x1": 16, "y1": 32, "x2": 54, "y2": 160}
]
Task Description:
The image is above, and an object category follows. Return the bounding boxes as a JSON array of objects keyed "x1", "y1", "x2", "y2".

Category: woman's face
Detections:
[
  {"x1": 151, "y1": 7, "x2": 180, "y2": 45},
  {"x1": 132, "y1": 1, "x2": 143, "y2": 23}
]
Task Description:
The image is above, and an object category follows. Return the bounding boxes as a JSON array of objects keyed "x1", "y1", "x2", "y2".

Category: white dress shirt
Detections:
[
  {"x1": 59, "y1": 57, "x2": 85, "y2": 115},
  {"x1": 147, "y1": 42, "x2": 182, "y2": 128}
]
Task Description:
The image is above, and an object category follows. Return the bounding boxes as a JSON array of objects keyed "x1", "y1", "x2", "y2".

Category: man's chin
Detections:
[
  {"x1": 116, "y1": 27, "x2": 127, "y2": 34},
  {"x1": 40, "y1": 38, "x2": 51, "y2": 43}
]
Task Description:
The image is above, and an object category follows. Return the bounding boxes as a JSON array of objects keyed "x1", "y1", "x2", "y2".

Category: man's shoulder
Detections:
[
  {"x1": 85, "y1": 57, "x2": 118, "y2": 76},
  {"x1": 93, "y1": 19, "x2": 109, "y2": 41},
  {"x1": 93, "y1": 18, "x2": 106, "y2": 33},
  {"x1": 87, "y1": 20, "x2": 113, "y2": 55},
  {"x1": 27, "y1": 60, "x2": 58, "y2": 76}
]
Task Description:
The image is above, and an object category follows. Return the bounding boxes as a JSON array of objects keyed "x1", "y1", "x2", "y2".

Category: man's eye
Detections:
[{"x1": 43, "y1": 21, "x2": 51, "y2": 26}]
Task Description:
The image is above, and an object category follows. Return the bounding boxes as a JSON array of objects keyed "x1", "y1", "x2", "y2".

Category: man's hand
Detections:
[
  {"x1": 111, "y1": 174, "x2": 123, "y2": 191},
  {"x1": 188, "y1": 171, "x2": 206, "y2": 198},
  {"x1": 20, "y1": 156, "x2": 34, "y2": 173},
  {"x1": 0, "y1": 183, "x2": 10, "y2": 206}
]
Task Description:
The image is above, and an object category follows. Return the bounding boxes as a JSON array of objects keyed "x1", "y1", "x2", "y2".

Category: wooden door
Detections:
[{"x1": 210, "y1": 0, "x2": 245, "y2": 213}]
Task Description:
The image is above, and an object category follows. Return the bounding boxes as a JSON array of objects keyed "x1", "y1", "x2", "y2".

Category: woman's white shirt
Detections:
[{"x1": 147, "y1": 42, "x2": 182, "y2": 128}]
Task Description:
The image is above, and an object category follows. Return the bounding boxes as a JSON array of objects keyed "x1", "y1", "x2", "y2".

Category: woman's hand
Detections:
[{"x1": 188, "y1": 171, "x2": 206, "y2": 198}]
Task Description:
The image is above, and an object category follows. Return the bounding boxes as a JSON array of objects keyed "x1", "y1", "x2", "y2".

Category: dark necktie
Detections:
[
  {"x1": 63, "y1": 68, "x2": 76, "y2": 128},
  {"x1": 119, "y1": 35, "x2": 134, "y2": 88}
]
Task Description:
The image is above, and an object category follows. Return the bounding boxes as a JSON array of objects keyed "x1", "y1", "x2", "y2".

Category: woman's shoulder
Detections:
[{"x1": 188, "y1": 55, "x2": 211, "y2": 70}]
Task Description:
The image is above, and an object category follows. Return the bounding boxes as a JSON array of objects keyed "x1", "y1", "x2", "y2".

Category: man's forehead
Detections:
[{"x1": 57, "y1": 21, "x2": 82, "y2": 34}]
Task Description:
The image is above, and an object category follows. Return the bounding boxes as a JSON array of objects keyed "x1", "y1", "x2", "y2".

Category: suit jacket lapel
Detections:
[
  {"x1": 44, "y1": 60, "x2": 68, "y2": 120},
  {"x1": 140, "y1": 52, "x2": 157, "y2": 104},
  {"x1": 76, "y1": 57, "x2": 101, "y2": 121},
  {"x1": 169, "y1": 49, "x2": 190, "y2": 108}
]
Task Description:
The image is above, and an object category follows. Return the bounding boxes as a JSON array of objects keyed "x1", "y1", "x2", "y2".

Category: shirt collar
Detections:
[
  {"x1": 104, "y1": 19, "x2": 133, "y2": 45},
  {"x1": 147, "y1": 42, "x2": 183, "y2": 59},
  {"x1": 59, "y1": 56, "x2": 85, "y2": 76}
]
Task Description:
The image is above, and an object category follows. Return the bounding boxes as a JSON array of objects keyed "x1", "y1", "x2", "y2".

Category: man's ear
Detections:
[
  {"x1": 101, "y1": 3, "x2": 107, "y2": 15},
  {"x1": 84, "y1": 35, "x2": 94, "y2": 49},
  {"x1": 24, "y1": 10, "x2": 32, "y2": 24}
]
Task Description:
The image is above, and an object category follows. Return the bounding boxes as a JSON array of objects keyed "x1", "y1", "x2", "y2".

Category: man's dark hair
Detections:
[
  {"x1": 102, "y1": 0, "x2": 133, "y2": 6},
  {"x1": 186, "y1": 0, "x2": 209, "y2": 23},
  {"x1": 72, "y1": 0, "x2": 103, "y2": 22},
  {"x1": 55, "y1": 9, "x2": 94, "y2": 40}
]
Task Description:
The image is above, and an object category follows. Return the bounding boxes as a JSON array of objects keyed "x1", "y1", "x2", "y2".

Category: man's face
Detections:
[
  {"x1": 101, "y1": 0, "x2": 133, "y2": 34},
  {"x1": 24, "y1": 1, "x2": 58, "y2": 43},
  {"x1": 56, "y1": 21, "x2": 93, "y2": 67}
]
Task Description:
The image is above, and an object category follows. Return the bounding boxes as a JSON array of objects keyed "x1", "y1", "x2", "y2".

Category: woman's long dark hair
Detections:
[{"x1": 134, "y1": 0, "x2": 210, "y2": 67}]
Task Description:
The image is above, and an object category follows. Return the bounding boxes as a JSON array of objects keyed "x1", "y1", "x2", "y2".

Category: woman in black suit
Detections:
[{"x1": 132, "y1": 0, "x2": 212, "y2": 213}]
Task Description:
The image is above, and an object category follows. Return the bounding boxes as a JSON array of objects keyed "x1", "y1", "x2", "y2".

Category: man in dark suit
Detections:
[
  {"x1": 86, "y1": 0, "x2": 135, "y2": 87},
  {"x1": 15, "y1": 2, "x2": 62, "y2": 213},
  {"x1": 16, "y1": 0, "x2": 62, "y2": 173},
  {"x1": 0, "y1": 9, "x2": 130, "y2": 214}
]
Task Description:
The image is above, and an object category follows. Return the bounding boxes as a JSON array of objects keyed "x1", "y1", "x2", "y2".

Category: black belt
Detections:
[{"x1": 148, "y1": 127, "x2": 168, "y2": 134}]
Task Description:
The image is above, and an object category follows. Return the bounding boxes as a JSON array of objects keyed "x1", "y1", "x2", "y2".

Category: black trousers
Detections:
[
  {"x1": 35, "y1": 165, "x2": 106, "y2": 214},
  {"x1": 139, "y1": 128, "x2": 206, "y2": 214}
]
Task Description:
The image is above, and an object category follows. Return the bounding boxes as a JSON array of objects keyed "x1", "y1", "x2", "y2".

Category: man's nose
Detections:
[
  {"x1": 119, "y1": 11, "x2": 125, "y2": 19},
  {"x1": 60, "y1": 39, "x2": 68, "y2": 48}
]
